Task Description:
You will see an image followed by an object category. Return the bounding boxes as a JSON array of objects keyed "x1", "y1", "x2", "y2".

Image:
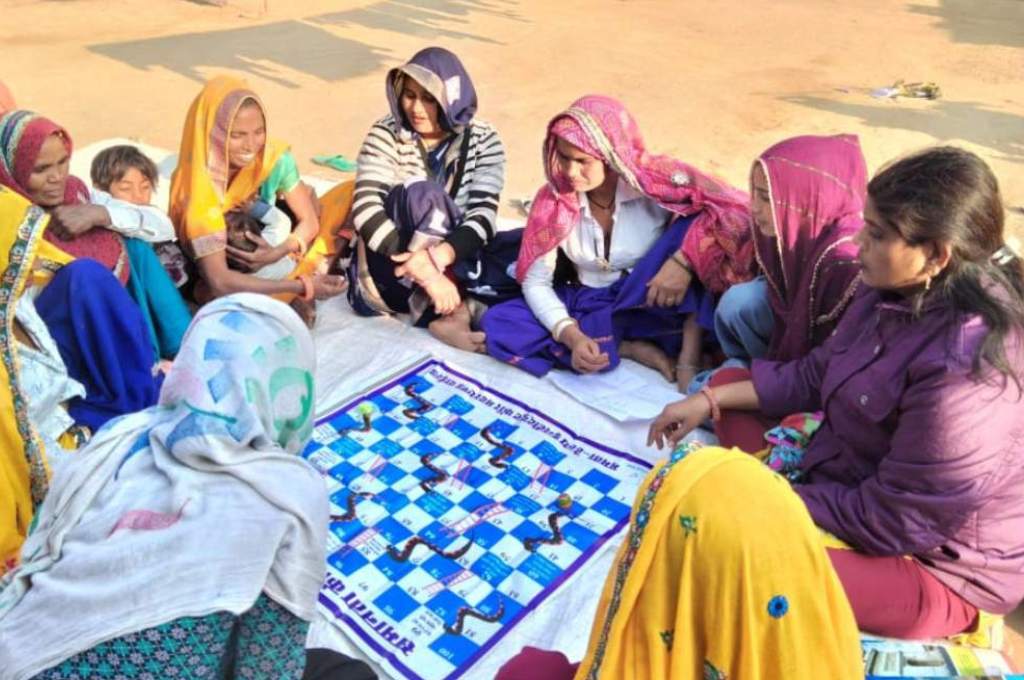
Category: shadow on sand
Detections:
[
  {"x1": 908, "y1": 0, "x2": 1024, "y2": 49},
  {"x1": 88, "y1": 0, "x2": 523, "y2": 86},
  {"x1": 782, "y1": 94, "x2": 1024, "y2": 165},
  {"x1": 89, "y1": 21, "x2": 391, "y2": 87},
  {"x1": 309, "y1": 0, "x2": 523, "y2": 44}
]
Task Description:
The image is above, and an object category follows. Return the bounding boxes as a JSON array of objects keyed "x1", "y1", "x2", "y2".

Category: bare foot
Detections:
[
  {"x1": 620, "y1": 339, "x2": 674, "y2": 382},
  {"x1": 428, "y1": 304, "x2": 487, "y2": 353}
]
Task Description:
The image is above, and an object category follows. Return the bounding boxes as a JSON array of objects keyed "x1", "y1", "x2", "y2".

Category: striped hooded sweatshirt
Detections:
[{"x1": 352, "y1": 47, "x2": 506, "y2": 261}]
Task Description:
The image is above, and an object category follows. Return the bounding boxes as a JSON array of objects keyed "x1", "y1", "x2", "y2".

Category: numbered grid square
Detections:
[
  {"x1": 441, "y1": 395, "x2": 474, "y2": 415},
  {"x1": 392, "y1": 502, "x2": 438, "y2": 535},
  {"x1": 498, "y1": 570, "x2": 545, "y2": 605},
  {"x1": 373, "y1": 584, "x2": 421, "y2": 622}
]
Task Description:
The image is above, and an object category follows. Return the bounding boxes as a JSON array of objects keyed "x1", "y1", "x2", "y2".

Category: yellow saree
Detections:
[
  {"x1": 169, "y1": 75, "x2": 288, "y2": 260},
  {"x1": 0, "y1": 187, "x2": 72, "y2": 574},
  {"x1": 574, "y1": 445, "x2": 862, "y2": 680},
  {"x1": 169, "y1": 75, "x2": 352, "y2": 302}
]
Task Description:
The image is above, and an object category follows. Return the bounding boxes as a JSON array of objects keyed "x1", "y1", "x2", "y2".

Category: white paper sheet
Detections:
[{"x1": 547, "y1": 362, "x2": 686, "y2": 422}]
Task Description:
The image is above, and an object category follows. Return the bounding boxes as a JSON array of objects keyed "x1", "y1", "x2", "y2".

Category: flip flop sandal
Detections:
[{"x1": 312, "y1": 154, "x2": 357, "y2": 172}]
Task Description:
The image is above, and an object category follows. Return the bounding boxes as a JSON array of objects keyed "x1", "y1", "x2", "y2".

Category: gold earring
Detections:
[{"x1": 924, "y1": 275, "x2": 932, "y2": 292}]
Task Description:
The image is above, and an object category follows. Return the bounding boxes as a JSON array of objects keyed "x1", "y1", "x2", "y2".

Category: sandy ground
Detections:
[
  {"x1": 3, "y1": 0, "x2": 1024, "y2": 665},
  {"x1": 2, "y1": 0, "x2": 1023, "y2": 237}
]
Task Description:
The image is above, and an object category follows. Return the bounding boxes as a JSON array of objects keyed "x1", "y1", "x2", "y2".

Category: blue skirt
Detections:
[{"x1": 481, "y1": 216, "x2": 716, "y2": 377}]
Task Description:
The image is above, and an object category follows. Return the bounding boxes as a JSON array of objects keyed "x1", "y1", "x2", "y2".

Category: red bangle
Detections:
[
  {"x1": 299, "y1": 274, "x2": 315, "y2": 302},
  {"x1": 700, "y1": 385, "x2": 721, "y2": 422}
]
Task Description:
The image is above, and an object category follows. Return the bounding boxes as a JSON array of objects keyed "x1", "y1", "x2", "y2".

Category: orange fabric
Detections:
[
  {"x1": 0, "y1": 189, "x2": 55, "y2": 575},
  {"x1": 168, "y1": 75, "x2": 286, "y2": 259},
  {"x1": 271, "y1": 180, "x2": 353, "y2": 303}
]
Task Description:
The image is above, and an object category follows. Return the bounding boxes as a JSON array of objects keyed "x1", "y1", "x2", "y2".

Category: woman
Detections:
[
  {"x1": 714, "y1": 134, "x2": 864, "y2": 363},
  {"x1": 1, "y1": 188, "x2": 166, "y2": 577},
  {"x1": 482, "y1": 95, "x2": 754, "y2": 388},
  {"x1": 0, "y1": 187, "x2": 85, "y2": 575},
  {"x1": 496, "y1": 445, "x2": 862, "y2": 680},
  {"x1": 0, "y1": 110, "x2": 191, "y2": 359},
  {"x1": 0, "y1": 294, "x2": 329, "y2": 679},
  {"x1": 649, "y1": 147, "x2": 1024, "y2": 639},
  {"x1": 706, "y1": 134, "x2": 866, "y2": 449},
  {"x1": 169, "y1": 75, "x2": 349, "y2": 312},
  {"x1": 348, "y1": 46, "x2": 519, "y2": 353}
]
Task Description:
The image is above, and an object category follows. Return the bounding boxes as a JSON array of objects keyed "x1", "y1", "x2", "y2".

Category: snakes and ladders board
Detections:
[{"x1": 303, "y1": 359, "x2": 652, "y2": 680}]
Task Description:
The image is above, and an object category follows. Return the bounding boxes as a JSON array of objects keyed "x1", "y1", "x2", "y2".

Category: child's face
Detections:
[{"x1": 109, "y1": 167, "x2": 153, "y2": 206}]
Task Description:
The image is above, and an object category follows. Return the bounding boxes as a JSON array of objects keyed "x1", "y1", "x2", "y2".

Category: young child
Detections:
[
  {"x1": 90, "y1": 145, "x2": 189, "y2": 288},
  {"x1": 223, "y1": 200, "x2": 297, "y2": 281},
  {"x1": 223, "y1": 202, "x2": 314, "y2": 326}
]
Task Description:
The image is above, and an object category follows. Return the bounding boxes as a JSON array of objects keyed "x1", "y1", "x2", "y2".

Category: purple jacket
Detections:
[{"x1": 752, "y1": 287, "x2": 1024, "y2": 614}]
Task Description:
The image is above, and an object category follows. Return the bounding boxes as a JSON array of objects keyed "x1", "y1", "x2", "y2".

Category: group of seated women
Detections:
[{"x1": 0, "y1": 44, "x2": 1022, "y2": 679}]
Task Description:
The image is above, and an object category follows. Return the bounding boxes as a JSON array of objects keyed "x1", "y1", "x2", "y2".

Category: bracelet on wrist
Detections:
[
  {"x1": 670, "y1": 252, "x2": 691, "y2": 271},
  {"x1": 299, "y1": 274, "x2": 315, "y2": 302},
  {"x1": 700, "y1": 385, "x2": 722, "y2": 422},
  {"x1": 554, "y1": 319, "x2": 578, "y2": 343}
]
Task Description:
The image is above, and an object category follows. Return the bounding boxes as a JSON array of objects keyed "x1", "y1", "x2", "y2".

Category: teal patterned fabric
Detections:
[{"x1": 31, "y1": 595, "x2": 308, "y2": 680}]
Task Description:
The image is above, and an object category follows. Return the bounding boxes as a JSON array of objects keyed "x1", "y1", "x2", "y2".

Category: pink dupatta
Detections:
[
  {"x1": 755, "y1": 134, "x2": 865, "y2": 360},
  {"x1": 515, "y1": 95, "x2": 755, "y2": 293}
]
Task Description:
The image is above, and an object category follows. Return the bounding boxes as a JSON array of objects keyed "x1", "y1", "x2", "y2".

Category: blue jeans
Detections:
[{"x1": 713, "y1": 276, "x2": 774, "y2": 362}]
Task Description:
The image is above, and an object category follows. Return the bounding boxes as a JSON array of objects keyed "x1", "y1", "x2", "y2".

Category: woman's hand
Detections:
[
  {"x1": 561, "y1": 324, "x2": 610, "y2": 373},
  {"x1": 646, "y1": 256, "x2": 692, "y2": 307},
  {"x1": 647, "y1": 395, "x2": 711, "y2": 449},
  {"x1": 422, "y1": 274, "x2": 461, "y2": 315},
  {"x1": 312, "y1": 273, "x2": 348, "y2": 300},
  {"x1": 49, "y1": 205, "x2": 109, "y2": 239},
  {"x1": 226, "y1": 232, "x2": 289, "y2": 271}
]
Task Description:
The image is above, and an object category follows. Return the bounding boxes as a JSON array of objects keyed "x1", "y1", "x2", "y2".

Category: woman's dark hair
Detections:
[
  {"x1": 868, "y1": 146, "x2": 1024, "y2": 392},
  {"x1": 89, "y1": 144, "x2": 159, "y2": 192}
]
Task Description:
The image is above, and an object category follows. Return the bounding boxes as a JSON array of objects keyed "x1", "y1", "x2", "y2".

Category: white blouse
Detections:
[
  {"x1": 14, "y1": 295, "x2": 85, "y2": 452},
  {"x1": 522, "y1": 179, "x2": 671, "y2": 336}
]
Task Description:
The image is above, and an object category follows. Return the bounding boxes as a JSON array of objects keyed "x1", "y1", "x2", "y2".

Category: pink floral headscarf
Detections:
[{"x1": 515, "y1": 95, "x2": 755, "y2": 293}]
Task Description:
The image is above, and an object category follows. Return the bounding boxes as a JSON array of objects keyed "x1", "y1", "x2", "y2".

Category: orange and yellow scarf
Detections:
[{"x1": 168, "y1": 75, "x2": 286, "y2": 259}]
